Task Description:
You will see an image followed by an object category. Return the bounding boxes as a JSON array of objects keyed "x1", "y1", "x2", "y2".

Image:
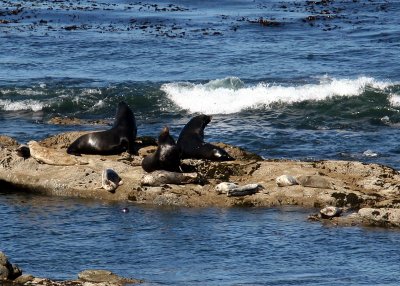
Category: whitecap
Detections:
[
  {"x1": 389, "y1": 93, "x2": 400, "y2": 107},
  {"x1": 161, "y1": 76, "x2": 394, "y2": 114},
  {"x1": 0, "y1": 99, "x2": 45, "y2": 112}
]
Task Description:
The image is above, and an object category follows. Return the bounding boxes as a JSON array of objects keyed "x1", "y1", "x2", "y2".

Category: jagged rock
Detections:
[
  {"x1": 358, "y1": 208, "x2": 400, "y2": 227},
  {"x1": 0, "y1": 265, "x2": 10, "y2": 280},
  {"x1": 0, "y1": 135, "x2": 19, "y2": 148},
  {"x1": 0, "y1": 251, "x2": 22, "y2": 281}
]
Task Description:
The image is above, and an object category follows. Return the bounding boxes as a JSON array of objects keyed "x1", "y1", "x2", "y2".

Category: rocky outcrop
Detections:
[
  {"x1": 1, "y1": 132, "x2": 400, "y2": 228},
  {"x1": 0, "y1": 251, "x2": 22, "y2": 281},
  {"x1": 0, "y1": 251, "x2": 142, "y2": 285}
]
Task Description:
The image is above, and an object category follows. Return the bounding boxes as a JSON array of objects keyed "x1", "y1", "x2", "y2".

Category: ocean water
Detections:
[
  {"x1": 1, "y1": 0, "x2": 400, "y2": 284},
  {"x1": 2, "y1": 193, "x2": 400, "y2": 285}
]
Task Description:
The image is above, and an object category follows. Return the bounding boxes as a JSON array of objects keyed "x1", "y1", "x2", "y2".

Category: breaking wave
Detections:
[
  {"x1": 0, "y1": 99, "x2": 45, "y2": 112},
  {"x1": 161, "y1": 76, "x2": 394, "y2": 114}
]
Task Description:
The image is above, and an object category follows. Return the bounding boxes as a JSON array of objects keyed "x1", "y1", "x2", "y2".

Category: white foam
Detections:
[
  {"x1": 389, "y1": 93, "x2": 400, "y2": 107},
  {"x1": 161, "y1": 76, "x2": 393, "y2": 114},
  {"x1": 0, "y1": 99, "x2": 45, "y2": 112}
]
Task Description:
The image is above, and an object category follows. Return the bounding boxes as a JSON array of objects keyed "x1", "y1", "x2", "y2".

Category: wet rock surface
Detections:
[{"x1": 1, "y1": 132, "x2": 400, "y2": 228}]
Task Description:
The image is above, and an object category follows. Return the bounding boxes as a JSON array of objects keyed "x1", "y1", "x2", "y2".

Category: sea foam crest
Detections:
[
  {"x1": 161, "y1": 76, "x2": 392, "y2": 114},
  {"x1": 0, "y1": 99, "x2": 45, "y2": 112}
]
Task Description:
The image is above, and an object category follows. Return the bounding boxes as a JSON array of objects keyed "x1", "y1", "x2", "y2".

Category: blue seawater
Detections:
[{"x1": 1, "y1": 0, "x2": 400, "y2": 284}]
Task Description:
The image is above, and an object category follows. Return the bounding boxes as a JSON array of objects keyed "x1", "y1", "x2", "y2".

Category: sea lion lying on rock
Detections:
[
  {"x1": 215, "y1": 182, "x2": 263, "y2": 197},
  {"x1": 28, "y1": 141, "x2": 88, "y2": 166},
  {"x1": 100, "y1": 168, "x2": 123, "y2": 192},
  {"x1": 141, "y1": 170, "x2": 200, "y2": 186}
]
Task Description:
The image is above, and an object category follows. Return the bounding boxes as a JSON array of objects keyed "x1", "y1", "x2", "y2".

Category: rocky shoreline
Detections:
[
  {"x1": 1, "y1": 130, "x2": 400, "y2": 229},
  {"x1": 0, "y1": 251, "x2": 142, "y2": 286}
]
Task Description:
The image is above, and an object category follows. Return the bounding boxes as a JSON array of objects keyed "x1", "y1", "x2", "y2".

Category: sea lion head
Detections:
[
  {"x1": 113, "y1": 101, "x2": 137, "y2": 133},
  {"x1": 158, "y1": 126, "x2": 176, "y2": 146}
]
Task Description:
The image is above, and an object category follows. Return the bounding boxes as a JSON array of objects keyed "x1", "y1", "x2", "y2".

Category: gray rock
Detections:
[
  {"x1": 358, "y1": 208, "x2": 400, "y2": 227},
  {"x1": 0, "y1": 252, "x2": 8, "y2": 266},
  {"x1": 78, "y1": 269, "x2": 142, "y2": 284},
  {"x1": 13, "y1": 274, "x2": 34, "y2": 284},
  {"x1": 0, "y1": 265, "x2": 10, "y2": 280}
]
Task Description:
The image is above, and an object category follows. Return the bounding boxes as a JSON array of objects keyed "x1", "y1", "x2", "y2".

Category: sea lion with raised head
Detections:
[
  {"x1": 141, "y1": 126, "x2": 180, "y2": 172},
  {"x1": 177, "y1": 114, "x2": 234, "y2": 161},
  {"x1": 67, "y1": 101, "x2": 137, "y2": 155}
]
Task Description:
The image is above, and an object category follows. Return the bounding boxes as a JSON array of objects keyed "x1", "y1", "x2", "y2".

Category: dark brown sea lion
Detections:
[
  {"x1": 177, "y1": 114, "x2": 234, "y2": 161},
  {"x1": 141, "y1": 126, "x2": 180, "y2": 173},
  {"x1": 67, "y1": 101, "x2": 137, "y2": 155}
]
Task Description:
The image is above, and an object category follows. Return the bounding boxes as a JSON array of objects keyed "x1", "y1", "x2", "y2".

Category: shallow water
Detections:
[
  {"x1": 1, "y1": 0, "x2": 400, "y2": 283},
  {"x1": 2, "y1": 192, "x2": 400, "y2": 285}
]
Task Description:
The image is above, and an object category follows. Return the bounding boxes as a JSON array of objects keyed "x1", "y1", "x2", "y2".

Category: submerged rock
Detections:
[{"x1": 78, "y1": 269, "x2": 143, "y2": 284}]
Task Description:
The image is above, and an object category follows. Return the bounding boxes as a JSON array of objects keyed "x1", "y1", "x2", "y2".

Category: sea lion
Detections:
[
  {"x1": 177, "y1": 114, "x2": 234, "y2": 161},
  {"x1": 141, "y1": 170, "x2": 199, "y2": 186},
  {"x1": 141, "y1": 126, "x2": 180, "y2": 173},
  {"x1": 101, "y1": 168, "x2": 123, "y2": 192},
  {"x1": 28, "y1": 141, "x2": 88, "y2": 166},
  {"x1": 67, "y1": 101, "x2": 137, "y2": 155}
]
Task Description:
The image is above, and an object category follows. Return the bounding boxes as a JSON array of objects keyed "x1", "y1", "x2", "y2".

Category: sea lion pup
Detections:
[
  {"x1": 141, "y1": 126, "x2": 181, "y2": 173},
  {"x1": 177, "y1": 114, "x2": 234, "y2": 161},
  {"x1": 67, "y1": 101, "x2": 137, "y2": 155}
]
